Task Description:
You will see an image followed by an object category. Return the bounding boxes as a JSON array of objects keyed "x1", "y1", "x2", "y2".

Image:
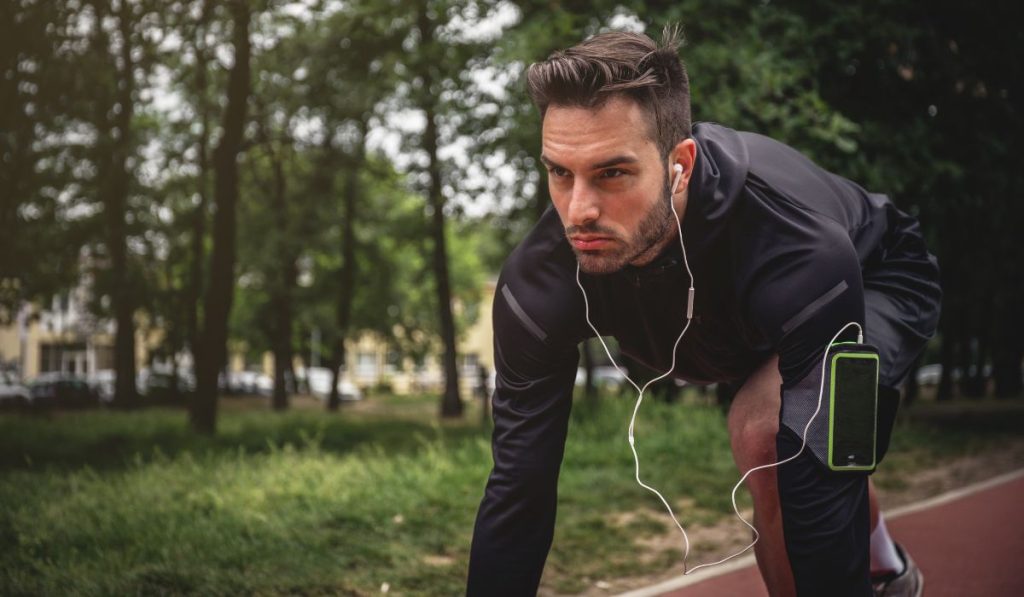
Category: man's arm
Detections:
[
  {"x1": 735, "y1": 186, "x2": 875, "y2": 595},
  {"x1": 466, "y1": 279, "x2": 580, "y2": 596}
]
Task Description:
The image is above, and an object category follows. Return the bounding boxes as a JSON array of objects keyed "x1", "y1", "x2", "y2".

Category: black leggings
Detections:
[{"x1": 775, "y1": 384, "x2": 901, "y2": 596}]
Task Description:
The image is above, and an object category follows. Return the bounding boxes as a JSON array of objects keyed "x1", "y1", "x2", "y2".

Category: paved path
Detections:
[{"x1": 620, "y1": 469, "x2": 1024, "y2": 597}]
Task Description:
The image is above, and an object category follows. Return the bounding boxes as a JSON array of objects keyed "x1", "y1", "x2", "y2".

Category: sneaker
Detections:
[{"x1": 873, "y1": 542, "x2": 924, "y2": 597}]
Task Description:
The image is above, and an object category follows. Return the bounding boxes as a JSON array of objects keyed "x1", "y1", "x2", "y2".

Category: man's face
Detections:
[{"x1": 541, "y1": 96, "x2": 673, "y2": 274}]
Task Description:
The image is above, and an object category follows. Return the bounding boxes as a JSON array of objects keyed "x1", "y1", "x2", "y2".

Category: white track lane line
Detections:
[{"x1": 615, "y1": 467, "x2": 1024, "y2": 597}]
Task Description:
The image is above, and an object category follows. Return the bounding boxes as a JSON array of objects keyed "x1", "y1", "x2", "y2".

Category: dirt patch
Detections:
[
  {"x1": 421, "y1": 554, "x2": 455, "y2": 567},
  {"x1": 540, "y1": 503, "x2": 762, "y2": 597},
  {"x1": 542, "y1": 438, "x2": 1024, "y2": 596},
  {"x1": 874, "y1": 438, "x2": 1024, "y2": 510}
]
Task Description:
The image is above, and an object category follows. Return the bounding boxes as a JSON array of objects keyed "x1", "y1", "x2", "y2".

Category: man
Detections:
[{"x1": 467, "y1": 30, "x2": 940, "y2": 596}]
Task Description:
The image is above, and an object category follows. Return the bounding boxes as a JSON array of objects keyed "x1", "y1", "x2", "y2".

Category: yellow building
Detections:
[
  {"x1": 248, "y1": 279, "x2": 498, "y2": 397},
  {"x1": 0, "y1": 291, "x2": 161, "y2": 382},
  {"x1": 2, "y1": 279, "x2": 497, "y2": 399}
]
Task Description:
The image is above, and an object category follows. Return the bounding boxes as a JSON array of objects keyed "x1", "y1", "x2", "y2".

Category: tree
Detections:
[
  {"x1": 1, "y1": 1, "x2": 85, "y2": 323},
  {"x1": 299, "y1": 4, "x2": 404, "y2": 411},
  {"x1": 396, "y1": 0, "x2": 512, "y2": 418},
  {"x1": 774, "y1": 0, "x2": 1023, "y2": 399},
  {"x1": 192, "y1": 0, "x2": 251, "y2": 434},
  {"x1": 248, "y1": 105, "x2": 299, "y2": 410},
  {"x1": 86, "y1": 0, "x2": 156, "y2": 407},
  {"x1": 235, "y1": 9, "x2": 321, "y2": 411},
  {"x1": 184, "y1": 0, "x2": 216, "y2": 381}
]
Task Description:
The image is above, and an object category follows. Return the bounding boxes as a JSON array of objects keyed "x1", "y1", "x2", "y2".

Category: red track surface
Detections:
[{"x1": 656, "y1": 472, "x2": 1024, "y2": 596}]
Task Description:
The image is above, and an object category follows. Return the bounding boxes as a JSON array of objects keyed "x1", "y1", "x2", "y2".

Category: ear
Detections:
[{"x1": 669, "y1": 138, "x2": 697, "y2": 192}]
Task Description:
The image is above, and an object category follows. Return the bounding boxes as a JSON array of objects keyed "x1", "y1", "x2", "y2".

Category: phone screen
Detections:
[{"x1": 830, "y1": 354, "x2": 878, "y2": 470}]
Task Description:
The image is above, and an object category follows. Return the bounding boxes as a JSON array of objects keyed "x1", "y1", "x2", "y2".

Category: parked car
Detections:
[
  {"x1": 254, "y1": 372, "x2": 296, "y2": 396},
  {"x1": 135, "y1": 367, "x2": 194, "y2": 401},
  {"x1": 575, "y1": 366, "x2": 628, "y2": 388},
  {"x1": 914, "y1": 363, "x2": 991, "y2": 386},
  {"x1": 915, "y1": 364, "x2": 943, "y2": 386},
  {"x1": 254, "y1": 373, "x2": 296, "y2": 396},
  {"x1": 0, "y1": 372, "x2": 31, "y2": 410},
  {"x1": 29, "y1": 373, "x2": 99, "y2": 409},
  {"x1": 223, "y1": 370, "x2": 261, "y2": 395},
  {"x1": 255, "y1": 374, "x2": 273, "y2": 396},
  {"x1": 88, "y1": 369, "x2": 117, "y2": 403},
  {"x1": 142, "y1": 371, "x2": 191, "y2": 404},
  {"x1": 305, "y1": 367, "x2": 362, "y2": 401}
]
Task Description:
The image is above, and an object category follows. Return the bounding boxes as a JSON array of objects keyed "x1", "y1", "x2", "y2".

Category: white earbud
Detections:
[{"x1": 672, "y1": 163, "x2": 685, "y2": 194}]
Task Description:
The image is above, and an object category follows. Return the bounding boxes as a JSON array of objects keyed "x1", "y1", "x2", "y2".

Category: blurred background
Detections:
[{"x1": 1, "y1": 1, "x2": 1021, "y2": 595}]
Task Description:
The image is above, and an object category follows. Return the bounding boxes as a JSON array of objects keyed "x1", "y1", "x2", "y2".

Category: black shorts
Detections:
[{"x1": 772, "y1": 282, "x2": 935, "y2": 596}]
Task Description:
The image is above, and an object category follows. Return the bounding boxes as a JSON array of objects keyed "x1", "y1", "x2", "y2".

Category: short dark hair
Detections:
[{"x1": 526, "y1": 28, "x2": 691, "y2": 158}]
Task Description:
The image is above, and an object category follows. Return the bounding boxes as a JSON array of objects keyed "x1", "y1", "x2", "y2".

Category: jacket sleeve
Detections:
[
  {"x1": 733, "y1": 183, "x2": 867, "y2": 452},
  {"x1": 466, "y1": 275, "x2": 581, "y2": 596}
]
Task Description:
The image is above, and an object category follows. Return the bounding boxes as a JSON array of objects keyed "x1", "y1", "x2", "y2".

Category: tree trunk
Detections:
[
  {"x1": 937, "y1": 323, "x2": 956, "y2": 401},
  {"x1": 192, "y1": 0, "x2": 250, "y2": 434},
  {"x1": 959, "y1": 293, "x2": 990, "y2": 398},
  {"x1": 972, "y1": 322, "x2": 990, "y2": 398},
  {"x1": 253, "y1": 106, "x2": 294, "y2": 411},
  {"x1": 187, "y1": 0, "x2": 212, "y2": 373},
  {"x1": 937, "y1": 243, "x2": 958, "y2": 401},
  {"x1": 304, "y1": 136, "x2": 333, "y2": 400},
  {"x1": 328, "y1": 126, "x2": 363, "y2": 411},
  {"x1": 271, "y1": 277, "x2": 293, "y2": 410},
  {"x1": 903, "y1": 353, "x2": 921, "y2": 406},
  {"x1": 956, "y1": 315, "x2": 980, "y2": 399},
  {"x1": 992, "y1": 297, "x2": 1024, "y2": 398},
  {"x1": 478, "y1": 364, "x2": 490, "y2": 426},
  {"x1": 267, "y1": 132, "x2": 292, "y2": 411},
  {"x1": 427, "y1": 109, "x2": 463, "y2": 418},
  {"x1": 581, "y1": 339, "x2": 596, "y2": 404},
  {"x1": 170, "y1": 350, "x2": 181, "y2": 403},
  {"x1": 271, "y1": 263, "x2": 296, "y2": 409},
  {"x1": 417, "y1": 12, "x2": 462, "y2": 419},
  {"x1": 106, "y1": 2, "x2": 137, "y2": 408}
]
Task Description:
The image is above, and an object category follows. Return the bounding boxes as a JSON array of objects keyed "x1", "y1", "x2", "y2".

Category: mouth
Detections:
[{"x1": 570, "y1": 235, "x2": 614, "y2": 251}]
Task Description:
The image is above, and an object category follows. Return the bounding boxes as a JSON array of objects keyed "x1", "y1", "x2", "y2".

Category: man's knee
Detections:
[
  {"x1": 729, "y1": 416, "x2": 779, "y2": 472},
  {"x1": 727, "y1": 355, "x2": 784, "y2": 487}
]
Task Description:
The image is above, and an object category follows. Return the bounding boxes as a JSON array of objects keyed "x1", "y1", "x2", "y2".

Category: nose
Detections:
[{"x1": 566, "y1": 180, "x2": 599, "y2": 227}]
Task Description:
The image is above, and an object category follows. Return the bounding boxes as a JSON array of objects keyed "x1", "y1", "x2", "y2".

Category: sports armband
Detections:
[{"x1": 826, "y1": 342, "x2": 880, "y2": 472}]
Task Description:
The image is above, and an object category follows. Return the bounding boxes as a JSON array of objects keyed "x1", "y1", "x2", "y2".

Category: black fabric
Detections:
[
  {"x1": 777, "y1": 425, "x2": 873, "y2": 596},
  {"x1": 771, "y1": 382, "x2": 899, "y2": 597},
  {"x1": 876, "y1": 385, "x2": 901, "y2": 463},
  {"x1": 466, "y1": 123, "x2": 941, "y2": 596}
]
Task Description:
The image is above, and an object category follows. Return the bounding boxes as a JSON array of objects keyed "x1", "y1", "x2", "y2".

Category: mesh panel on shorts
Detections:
[{"x1": 780, "y1": 359, "x2": 831, "y2": 466}]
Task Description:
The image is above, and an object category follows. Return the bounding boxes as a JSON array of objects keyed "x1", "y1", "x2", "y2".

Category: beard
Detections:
[{"x1": 569, "y1": 175, "x2": 675, "y2": 275}]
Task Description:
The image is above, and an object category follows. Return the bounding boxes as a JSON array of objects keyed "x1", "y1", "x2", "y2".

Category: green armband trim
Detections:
[{"x1": 826, "y1": 342, "x2": 880, "y2": 472}]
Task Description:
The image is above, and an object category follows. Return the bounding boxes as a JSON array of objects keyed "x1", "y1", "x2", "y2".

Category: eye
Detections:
[
  {"x1": 599, "y1": 168, "x2": 627, "y2": 179},
  {"x1": 547, "y1": 166, "x2": 571, "y2": 178}
]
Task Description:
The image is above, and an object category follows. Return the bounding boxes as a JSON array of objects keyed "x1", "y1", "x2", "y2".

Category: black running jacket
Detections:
[{"x1": 466, "y1": 123, "x2": 941, "y2": 595}]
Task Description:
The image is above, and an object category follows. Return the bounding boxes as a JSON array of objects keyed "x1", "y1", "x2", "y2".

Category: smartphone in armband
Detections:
[{"x1": 827, "y1": 342, "x2": 880, "y2": 472}]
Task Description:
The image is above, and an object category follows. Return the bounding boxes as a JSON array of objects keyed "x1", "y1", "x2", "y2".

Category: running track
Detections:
[{"x1": 620, "y1": 469, "x2": 1024, "y2": 597}]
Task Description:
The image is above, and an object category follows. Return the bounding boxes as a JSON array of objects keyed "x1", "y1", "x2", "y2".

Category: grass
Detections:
[
  {"x1": 1, "y1": 404, "x2": 488, "y2": 596},
  {"x1": 0, "y1": 392, "x2": 1022, "y2": 595}
]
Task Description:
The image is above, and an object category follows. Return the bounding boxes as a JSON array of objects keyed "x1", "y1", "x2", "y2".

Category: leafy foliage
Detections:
[{"x1": 2, "y1": 0, "x2": 1018, "y2": 409}]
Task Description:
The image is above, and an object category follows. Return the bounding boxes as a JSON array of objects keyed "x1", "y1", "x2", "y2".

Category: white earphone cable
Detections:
[{"x1": 573, "y1": 163, "x2": 863, "y2": 574}]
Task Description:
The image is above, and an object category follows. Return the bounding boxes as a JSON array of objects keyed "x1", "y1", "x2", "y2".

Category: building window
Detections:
[{"x1": 40, "y1": 345, "x2": 57, "y2": 373}]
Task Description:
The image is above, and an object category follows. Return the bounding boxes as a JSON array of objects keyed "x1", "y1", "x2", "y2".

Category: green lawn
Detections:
[{"x1": 1, "y1": 393, "x2": 1021, "y2": 596}]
